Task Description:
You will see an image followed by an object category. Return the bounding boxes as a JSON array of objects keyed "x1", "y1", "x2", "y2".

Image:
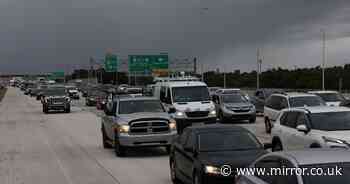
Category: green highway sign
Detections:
[
  {"x1": 104, "y1": 54, "x2": 118, "y2": 72},
  {"x1": 128, "y1": 55, "x2": 169, "y2": 73},
  {"x1": 52, "y1": 71, "x2": 64, "y2": 78}
]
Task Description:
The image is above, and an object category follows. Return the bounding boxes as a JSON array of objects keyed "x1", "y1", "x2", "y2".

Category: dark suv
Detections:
[{"x1": 41, "y1": 88, "x2": 71, "y2": 113}]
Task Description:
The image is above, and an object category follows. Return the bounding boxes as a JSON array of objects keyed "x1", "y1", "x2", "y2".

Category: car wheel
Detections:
[
  {"x1": 102, "y1": 126, "x2": 112, "y2": 149},
  {"x1": 114, "y1": 134, "x2": 126, "y2": 157},
  {"x1": 193, "y1": 172, "x2": 201, "y2": 184},
  {"x1": 272, "y1": 140, "x2": 283, "y2": 152},
  {"x1": 265, "y1": 118, "x2": 271, "y2": 134},
  {"x1": 165, "y1": 146, "x2": 171, "y2": 154},
  {"x1": 170, "y1": 160, "x2": 180, "y2": 184},
  {"x1": 249, "y1": 116, "x2": 256, "y2": 123}
]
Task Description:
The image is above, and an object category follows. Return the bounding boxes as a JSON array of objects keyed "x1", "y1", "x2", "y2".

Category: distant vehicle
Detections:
[
  {"x1": 264, "y1": 92, "x2": 325, "y2": 134},
  {"x1": 271, "y1": 106, "x2": 350, "y2": 151},
  {"x1": 208, "y1": 87, "x2": 221, "y2": 96},
  {"x1": 65, "y1": 86, "x2": 80, "y2": 99},
  {"x1": 153, "y1": 79, "x2": 216, "y2": 133},
  {"x1": 86, "y1": 90, "x2": 104, "y2": 106},
  {"x1": 308, "y1": 91, "x2": 345, "y2": 106},
  {"x1": 212, "y1": 92, "x2": 256, "y2": 123},
  {"x1": 102, "y1": 97, "x2": 177, "y2": 157},
  {"x1": 41, "y1": 88, "x2": 71, "y2": 113},
  {"x1": 169, "y1": 124, "x2": 270, "y2": 184},
  {"x1": 251, "y1": 89, "x2": 283, "y2": 113},
  {"x1": 236, "y1": 149, "x2": 350, "y2": 184}
]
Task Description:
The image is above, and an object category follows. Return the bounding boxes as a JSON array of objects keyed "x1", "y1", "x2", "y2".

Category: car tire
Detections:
[
  {"x1": 65, "y1": 106, "x2": 71, "y2": 113},
  {"x1": 249, "y1": 116, "x2": 256, "y2": 123},
  {"x1": 170, "y1": 160, "x2": 180, "y2": 184},
  {"x1": 272, "y1": 140, "x2": 283, "y2": 152},
  {"x1": 219, "y1": 111, "x2": 227, "y2": 123},
  {"x1": 114, "y1": 134, "x2": 126, "y2": 157},
  {"x1": 193, "y1": 171, "x2": 201, "y2": 184},
  {"x1": 165, "y1": 146, "x2": 171, "y2": 154},
  {"x1": 265, "y1": 118, "x2": 272, "y2": 134},
  {"x1": 102, "y1": 126, "x2": 112, "y2": 149}
]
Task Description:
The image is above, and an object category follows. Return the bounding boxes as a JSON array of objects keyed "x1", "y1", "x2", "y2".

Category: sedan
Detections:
[{"x1": 169, "y1": 124, "x2": 270, "y2": 184}]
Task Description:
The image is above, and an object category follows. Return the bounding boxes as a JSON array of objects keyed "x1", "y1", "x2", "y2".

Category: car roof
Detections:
[
  {"x1": 272, "y1": 92, "x2": 317, "y2": 98},
  {"x1": 308, "y1": 90, "x2": 339, "y2": 94},
  {"x1": 118, "y1": 96, "x2": 159, "y2": 101},
  {"x1": 187, "y1": 124, "x2": 250, "y2": 134},
  {"x1": 161, "y1": 81, "x2": 207, "y2": 87},
  {"x1": 287, "y1": 106, "x2": 350, "y2": 113},
  {"x1": 267, "y1": 149, "x2": 350, "y2": 165}
]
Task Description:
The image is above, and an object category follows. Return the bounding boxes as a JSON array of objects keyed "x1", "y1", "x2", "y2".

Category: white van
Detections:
[{"x1": 153, "y1": 79, "x2": 217, "y2": 133}]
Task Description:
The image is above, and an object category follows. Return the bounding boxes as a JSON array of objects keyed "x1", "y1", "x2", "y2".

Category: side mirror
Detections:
[
  {"x1": 297, "y1": 124, "x2": 309, "y2": 134},
  {"x1": 263, "y1": 143, "x2": 273, "y2": 150},
  {"x1": 168, "y1": 107, "x2": 176, "y2": 114}
]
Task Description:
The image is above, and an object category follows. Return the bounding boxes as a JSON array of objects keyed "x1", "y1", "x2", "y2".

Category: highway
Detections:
[{"x1": 0, "y1": 88, "x2": 271, "y2": 184}]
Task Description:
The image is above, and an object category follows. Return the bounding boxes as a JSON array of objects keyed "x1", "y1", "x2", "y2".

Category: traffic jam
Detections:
[{"x1": 7, "y1": 76, "x2": 350, "y2": 184}]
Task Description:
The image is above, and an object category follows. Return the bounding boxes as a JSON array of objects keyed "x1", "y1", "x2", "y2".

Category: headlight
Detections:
[
  {"x1": 118, "y1": 125, "x2": 130, "y2": 133},
  {"x1": 322, "y1": 136, "x2": 349, "y2": 148},
  {"x1": 169, "y1": 119, "x2": 177, "y2": 130},
  {"x1": 209, "y1": 109, "x2": 216, "y2": 116},
  {"x1": 175, "y1": 111, "x2": 185, "y2": 117},
  {"x1": 204, "y1": 165, "x2": 221, "y2": 175}
]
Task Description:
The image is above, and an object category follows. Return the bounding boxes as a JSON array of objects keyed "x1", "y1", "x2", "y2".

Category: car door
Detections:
[
  {"x1": 292, "y1": 112, "x2": 315, "y2": 149},
  {"x1": 278, "y1": 111, "x2": 299, "y2": 150},
  {"x1": 174, "y1": 129, "x2": 190, "y2": 179}
]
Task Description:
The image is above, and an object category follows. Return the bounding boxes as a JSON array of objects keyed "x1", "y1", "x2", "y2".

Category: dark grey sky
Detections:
[{"x1": 0, "y1": 0, "x2": 350, "y2": 74}]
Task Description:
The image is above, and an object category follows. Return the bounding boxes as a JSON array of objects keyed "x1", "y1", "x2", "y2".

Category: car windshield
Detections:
[
  {"x1": 221, "y1": 94, "x2": 248, "y2": 103},
  {"x1": 316, "y1": 93, "x2": 345, "y2": 102},
  {"x1": 172, "y1": 86, "x2": 210, "y2": 103},
  {"x1": 289, "y1": 96, "x2": 325, "y2": 107},
  {"x1": 43, "y1": 89, "x2": 66, "y2": 96},
  {"x1": 310, "y1": 111, "x2": 350, "y2": 131},
  {"x1": 119, "y1": 100, "x2": 165, "y2": 114},
  {"x1": 198, "y1": 131, "x2": 261, "y2": 152},
  {"x1": 302, "y1": 163, "x2": 350, "y2": 184}
]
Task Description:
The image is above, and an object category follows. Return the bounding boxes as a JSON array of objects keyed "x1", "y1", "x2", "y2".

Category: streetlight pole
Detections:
[
  {"x1": 257, "y1": 49, "x2": 262, "y2": 89},
  {"x1": 321, "y1": 29, "x2": 326, "y2": 91}
]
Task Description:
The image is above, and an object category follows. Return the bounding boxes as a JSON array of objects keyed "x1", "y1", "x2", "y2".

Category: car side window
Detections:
[
  {"x1": 160, "y1": 87, "x2": 166, "y2": 103},
  {"x1": 255, "y1": 156, "x2": 282, "y2": 183},
  {"x1": 296, "y1": 112, "x2": 307, "y2": 126},
  {"x1": 282, "y1": 112, "x2": 298, "y2": 128},
  {"x1": 279, "y1": 112, "x2": 288, "y2": 125},
  {"x1": 271, "y1": 96, "x2": 281, "y2": 110},
  {"x1": 265, "y1": 96, "x2": 274, "y2": 108},
  {"x1": 280, "y1": 97, "x2": 288, "y2": 109}
]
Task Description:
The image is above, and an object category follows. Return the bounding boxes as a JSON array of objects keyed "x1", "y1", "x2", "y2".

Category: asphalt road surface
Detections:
[{"x1": 0, "y1": 88, "x2": 271, "y2": 184}]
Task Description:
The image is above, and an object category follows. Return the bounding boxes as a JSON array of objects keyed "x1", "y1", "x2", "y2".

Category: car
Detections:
[
  {"x1": 85, "y1": 90, "x2": 103, "y2": 106},
  {"x1": 66, "y1": 86, "x2": 80, "y2": 99},
  {"x1": 169, "y1": 124, "x2": 271, "y2": 184},
  {"x1": 153, "y1": 78, "x2": 217, "y2": 134},
  {"x1": 101, "y1": 96, "x2": 177, "y2": 157},
  {"x1": 212, "y1": 91, "x2": 256, "y2": 123},
  {"x1": 96, "y1": 91, "x2": 108, "y2": 110},
  {"x1": 271, "y1": 106, "x2": 350, "y2": 151},
  {"x1": 264, "y1": 92, "x2": 325, "y2": 134},
  {"x1": 41, "y1": 88, "x2": 71, "y2": 113},
  {"x1": 236, "y1": 149, "x2": 350, "y2": 184},
  {"x1": 251, "y1": 89, "x2": 283, "y2": 113},
  {"x1": 308, "y1": 91, "x2": 345, "y2": 106}
]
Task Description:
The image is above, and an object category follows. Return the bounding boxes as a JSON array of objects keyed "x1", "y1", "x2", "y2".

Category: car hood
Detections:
[
  {"x1": 315, "y1": 130, "x2": 350, "y2": 142},
  {"x1": 198, "y1": 149, "x2": 267, "y2": 168},
  {"x1": 119, "y1": 112, "x2": 170, "y2": 122},
  {"x1": 223, "y1": 102, "x2": 252, "y2": 108},
  {"x1": 173, "y1": 101, "x2": 215, "y2": 112}
]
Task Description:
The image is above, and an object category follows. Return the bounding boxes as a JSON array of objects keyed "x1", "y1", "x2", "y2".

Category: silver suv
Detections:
[
  {"x1": 264, "y1": 92, "x2": 325, "y2": 133},
  {"x1": 212, "y1": 91, "x2": 256, "y2": 123},
  {"x1": 101, "y1": 96, "x2": 177, "y2": 157}
]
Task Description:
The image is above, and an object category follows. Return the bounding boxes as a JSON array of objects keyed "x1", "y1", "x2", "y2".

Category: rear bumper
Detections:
[{"x1": 119, "y1": 132, "x2": 177, "y2": 147}]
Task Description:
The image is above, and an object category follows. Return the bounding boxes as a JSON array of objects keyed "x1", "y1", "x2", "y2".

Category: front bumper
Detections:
[
  {"x1": 46, "y1": 104, "x2": 69, "y2": 110},
  {"x1": 223, "y1": 110, "x2": 256, "y2": 120},
  {"x1": 119, "y1": 131, "x2": 177, "y2": 147}
]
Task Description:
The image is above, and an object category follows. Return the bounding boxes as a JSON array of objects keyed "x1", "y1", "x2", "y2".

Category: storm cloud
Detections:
[{"x1": 0, "y1": 0, "x2": 350, "y2": 74}]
